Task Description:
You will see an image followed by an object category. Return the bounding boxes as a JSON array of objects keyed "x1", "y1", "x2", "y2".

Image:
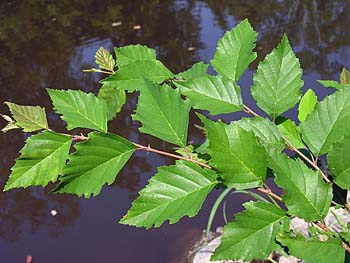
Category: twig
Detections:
[
  {"x1": 82, "y1": 68, "x2": 114, "y2": 75},
  {"x1": 64, "y1": 132, "x2": 211, "y2": 169},
  {"x1": 257, "y1": 187, "x2": 282, "y2": 202},
  {"x1": 243, "y1": 104, "x2": 331, "y2": 183},
  {"x1": 243, "y1": 105, "x2": 259, "y2": 117},
  {"x1": 281, "y1": 134, "x2": 330, "y2": 183},
  {"x1": 132, "y1": 143, "x2": 211, "y2": 168}
]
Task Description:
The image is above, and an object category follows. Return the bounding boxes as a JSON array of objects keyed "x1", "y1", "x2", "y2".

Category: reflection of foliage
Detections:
[
  {"x1": 0, "y1": 189, "x2": 80, "y2": 241},
  {"x1": 1, "y1": 0, "x2": 350, "y2": 244},
  {"x1": 203, "y1": 0, "x2": 350, "y2": 78},
  {"x1": 0, "y1": 132, "x2": 80, "y2": 241},
  {"x1": 0, "y1": 0, "x2": 204, "y2": 239},
  {"x1": 0, "y1": 0, "x2": 203, "y2": 105}
]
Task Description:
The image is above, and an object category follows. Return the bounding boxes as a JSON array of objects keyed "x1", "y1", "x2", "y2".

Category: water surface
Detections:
[{"x1": 0, "y1": 1, "x2": 350, "y2": 262}]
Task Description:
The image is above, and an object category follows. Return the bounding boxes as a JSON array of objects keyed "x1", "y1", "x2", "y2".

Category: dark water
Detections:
[{"x1": 0, "y1": 1, "x2": 349, "y2": 262}]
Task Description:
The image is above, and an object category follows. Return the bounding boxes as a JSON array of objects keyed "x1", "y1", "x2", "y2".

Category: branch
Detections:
[
  {"x1": 133, "y1": 143, "x2": 211, "y2": 168},
  {"x1": 242, "y1": 104, "x2": 330, "y2": 183},
  {"x1": 82, "y1": 68, "x2": 114, "y2": 75},
  {"x1": 256, "y1": 187, "x2": 282, "y2": 202},
  {"x1": 281, "y1": 134, "x2": 330, "y2": 183},
  {"x1": 67, "y1": 133, "x2": 211, "y2": 169}
]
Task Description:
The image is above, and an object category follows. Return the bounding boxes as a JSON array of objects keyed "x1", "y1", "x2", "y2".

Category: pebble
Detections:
[
  {"x1": 112, "y1": 21, "x2": 122, "y2": 27},
  {"x1": 26, "y1": 255, "x2": 32, "y2": 263},
  {"x1": 50, "y1": 209, "x2": 58, "y2": 216}
]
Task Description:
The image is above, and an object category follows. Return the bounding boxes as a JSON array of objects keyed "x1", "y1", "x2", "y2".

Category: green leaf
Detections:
[
  {"x1": 199, "y1": 115, "x2": 266, "y2": 189},
  {"x1": 277, "y1": 232, "x2": 345, "y2": 263},
  {"x1": 47, "y1": 89, "x2": 108, "y2": 132},
  {"x1": 340, "y1": 68, "x2": 350, "y2": 84},
  {"x1": 97, "y1": 84, "x2": 126, "y2": 121},
  {"x1": 211, "y1": 19, "x2": 258, "y2": 81},
  {"x1": 267, "y1": 149, "x2": 332, "y2": 221},
  {"x1": 4, "y1": 131, "x2": 71, "y2": 191},
  {"x1": 298, "y1": 89, "x2": 317, "y2": 122},
  {"x1": 120, "y1": 160, "x2": 217, "y2": 229},
  {"x1": 251, "y1": 34, "x2": 303, "y2": 118},
  {"x1": 277, "y1": 119, "x2": 304, "y2": 149},
  {"x1": 114, "y1": 44, "x2": 156, "y2": 66},
  {"x1": 176, "y1": 75, "x2": 243, "y2": 115},
  {"x1": 317, "y1": 80, "x2": 350, "y2": 90},
  {"x1": 101, "y1": 60, "x2": 173, "y2": 92},
  {"x1": 212, "y1": 201, "x2": 287, "y2": 261},
  {"x1": 176, "y1": 62, "x2": 209, "y2": 80},
  {"x1": 54, "y1": 132, "x2": 136, "y2": 198},
  {"x1": 95, "y1": 47, "x2": 115, "y2": 72},
  {"x1": 328, "y1": 136, "x2": 350, "y2": 189},
  {"x1": 4, "y1": 102, "x2": 48, "y2": 132},
  {"x1": 133, "y1": 80, "x2": 191, "y2": 146},
  {"x1": 300, "y1": 89, "x2": 350, "y2": 156},
  {"x1": 236, "y1": 117, "x2": 285, "y2": 150}
]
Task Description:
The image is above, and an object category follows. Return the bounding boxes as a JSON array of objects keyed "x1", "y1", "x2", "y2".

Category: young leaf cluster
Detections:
[{"x1": 2, "y1": 19, "x2": 350, "y2": 263}]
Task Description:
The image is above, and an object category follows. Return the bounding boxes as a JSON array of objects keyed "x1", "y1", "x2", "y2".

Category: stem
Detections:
[
  {"x1": 243, "y1": 105, "x2": 259, "y2": 117},
  {"x1": 133, "y1": 143, "x2": 211, "y2": 169},
  {"x1": 263, "y1": 183, "x2": 281, "y2": 208},
  {"x1": 243, "y1": 104, "x2": 330, "y2": 183},
  {"x1": 82, "y1": 68, "x2": 114, "y2": 75},
  {"x1": 64, "y1": 133, "x2": 211, "y2": 169},
  {"x1": 282, "y1": 134, "x2": 330, "y2": 183},
  {"x1": 256, "y1": 187, "x2": 282, "y2": 202}
]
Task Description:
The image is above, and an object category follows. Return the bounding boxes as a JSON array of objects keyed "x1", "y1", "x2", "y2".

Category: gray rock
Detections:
[{"x1": 192, "y1": 236, "x2": 240, "y2": 263}]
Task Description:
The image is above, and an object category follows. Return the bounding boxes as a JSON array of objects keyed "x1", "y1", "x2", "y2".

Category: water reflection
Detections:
[
  {"x1": 0, "y1": 0, "x2": 350, "y2": 262},
  {"x1": 204, "y1": 0, "x2": 350, "y2": 79}
]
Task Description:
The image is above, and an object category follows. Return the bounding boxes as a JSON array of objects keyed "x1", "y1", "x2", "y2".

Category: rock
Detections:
[
  {"x1": 290, "y1": 217, "x2": 310, "y2": 237},
  {"x1": 278, "y1": 255, "x2": 300, "y2": 263},
  {"x1": 192, "y1": 236, "x2": 240, "y2": 263},
  {"x1": 324, "y1": 207, "x2": 350, "y2": 233}
]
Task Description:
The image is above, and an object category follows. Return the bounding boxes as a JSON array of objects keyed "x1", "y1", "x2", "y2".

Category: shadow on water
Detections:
[{"x1": 0, "y1": 0, "x2": 349, "y2": 262}]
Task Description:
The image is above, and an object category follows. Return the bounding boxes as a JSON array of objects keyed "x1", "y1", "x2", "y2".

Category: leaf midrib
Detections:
[
  {"x1": 223, "y1": 131, "x2": 262, "y2": 180},
  {"x1": 63, "y1": 148, "x2": 135, "y2": 182},
  {"x1": 57, "y1": 97, "x2": 106, "y2": 132},
  {"x1": 225, "y1": 215, "x2": 285, "y2": 247},
  {"x1": 148, "y1": 90, "x2": 187, "y2": 146},
  {"x1": 276, "y1": 165, "x2": 324, "y2": 218},
  {"x1": 123, "y1": 181, "x2": 216, "y2": 222},
  {"x1": 317, "y1": 96, "x2": 348, "y2": 155},
  {"x1": 13, "y1": 106, "x2": 47, "y2": 130},
  {"x1": 9, "y1": 139, "x2": 71, "y2": 186}
]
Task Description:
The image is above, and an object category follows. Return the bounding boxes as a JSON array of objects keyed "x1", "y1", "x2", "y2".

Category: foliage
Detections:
[
  {"x1": 2, "y1": 19, "x2": 350, "y2": 263},
  {"x1": 212, "y1": 201, "x2": 288, "y2": 261},
  {"x1": 176, "y1": 75, "x2": 242, "y2": 115},
  {"x1": 250, "y1": 34, "x2": 303, "y2": 118},
  {"x1": 120, "y1": 160, "x2": 216, "y2": 229},
  {"x1": 3, "y1": 102, "x2": 48, "y2": 132}
]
